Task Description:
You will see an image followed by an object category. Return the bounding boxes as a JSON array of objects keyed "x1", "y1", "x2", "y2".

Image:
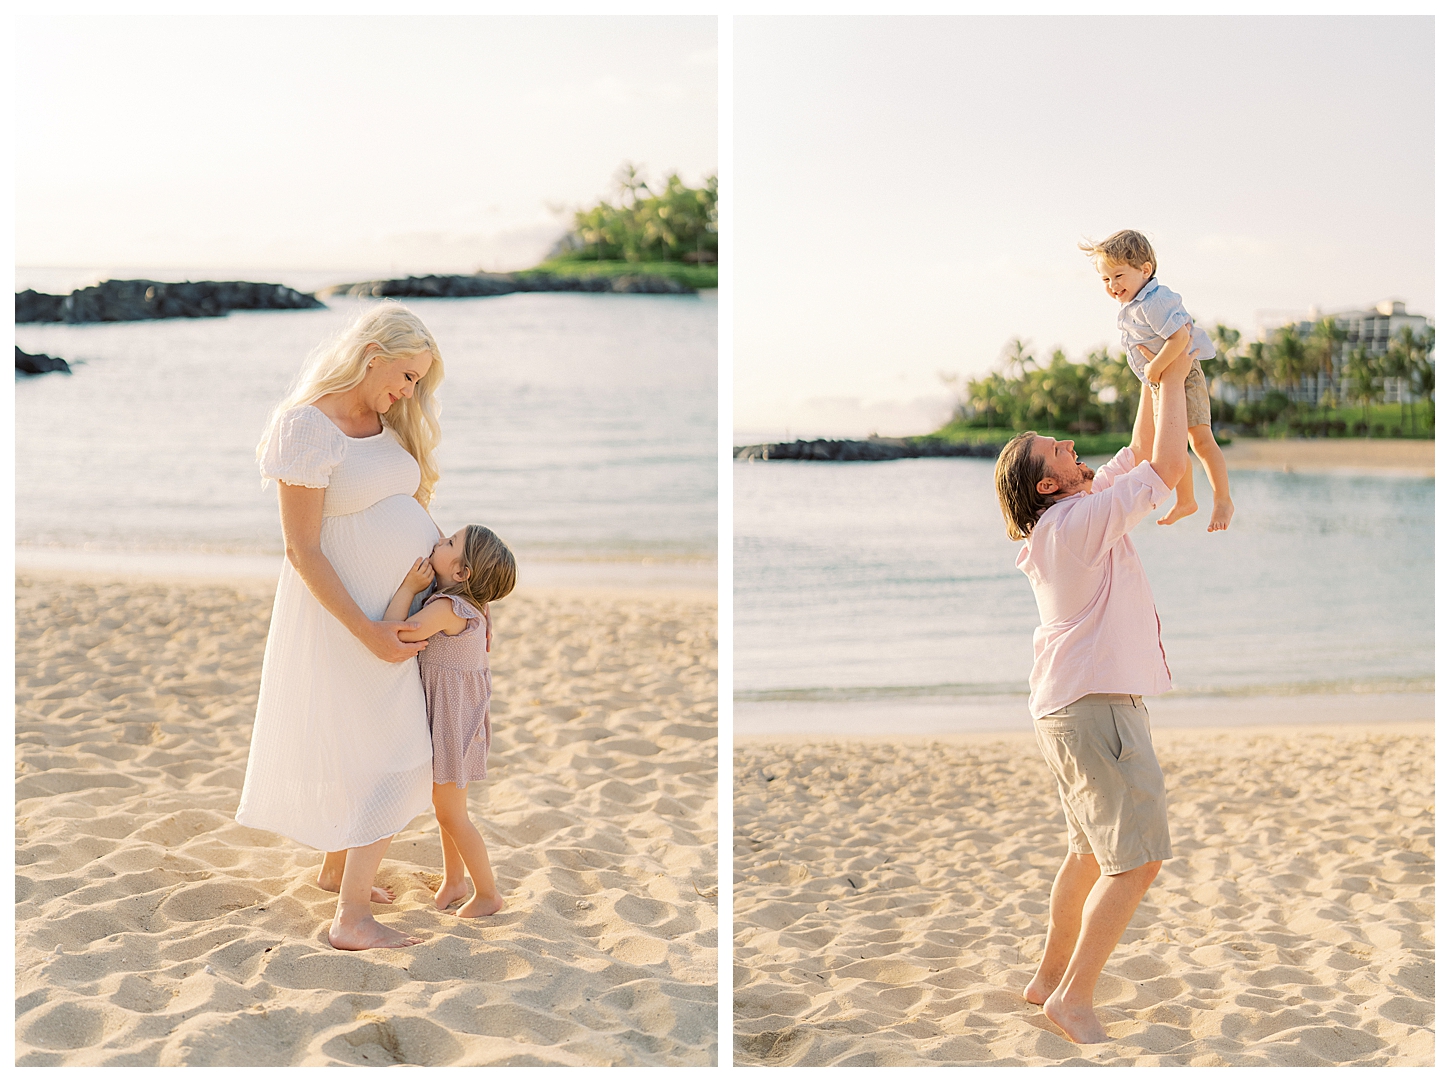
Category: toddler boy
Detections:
[{"x1": 1080, "y1": 229, "x2": 1233, "y2": 530}]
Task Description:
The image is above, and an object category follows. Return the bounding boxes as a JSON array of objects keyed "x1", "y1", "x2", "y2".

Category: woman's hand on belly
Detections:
[{"x1": 360, "y1": 619, "x2": 430, "y2": 663}]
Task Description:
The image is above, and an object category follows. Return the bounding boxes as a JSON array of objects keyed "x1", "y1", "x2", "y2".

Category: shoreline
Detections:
[
  {"x1": 14, "y1": 547, "x2": 716, "y2": 596},
  {"x1": 734, "y1": 690, "x2": 1433, "y2": 740}
]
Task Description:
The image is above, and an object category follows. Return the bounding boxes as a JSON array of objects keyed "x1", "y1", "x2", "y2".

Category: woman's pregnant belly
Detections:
[{"x1": 321, "y1": 493, "x2": 440, "y2": 619}]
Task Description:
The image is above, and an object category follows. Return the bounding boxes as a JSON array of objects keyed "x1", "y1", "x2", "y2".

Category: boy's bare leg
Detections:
[
  {"x1": 318, "y1": 849, "x2": 394, "y2": 904},
  {"x1": 329, "y1": 836, "x2": 424, "y2": 950},
  {"x1": 1157, "y1": 457, "x2": 1198, "y2": 525},
  {"x1": 1188, "y1": 424, "x2": 1234, "y2": 531},
  {"x1": 1043, "y1": 859, "x2": 1162, "y2": 1043},
  {"x1": 432, "y1": 783, "x2": 504, "y2": 917},
  {"x1": 1024, "y1": 851, "x2": 1101, "y2": 1004}
]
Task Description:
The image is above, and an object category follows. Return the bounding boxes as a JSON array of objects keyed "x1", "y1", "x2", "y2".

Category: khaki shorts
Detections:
[
  {"x1": 1033, "y1": 694, "x2": 1172, "y2": 875},
  {"x1": 1150, "y1": 358, "x2": 1212, "y2": 429}
]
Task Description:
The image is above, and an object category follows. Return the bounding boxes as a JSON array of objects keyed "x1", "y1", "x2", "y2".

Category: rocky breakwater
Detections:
[
  {"x1": 734, "y1": 436, "x2": 1003, "y2": 462},
  {"x1": 15, "y1": 347, "x2": 70, "y2": 375},
  {"x1": 16, "y1": 280, "x2": 323, "y2": 323},
  {"x1": 321, "y1": 270, "x2": 693, "y2": 300}
]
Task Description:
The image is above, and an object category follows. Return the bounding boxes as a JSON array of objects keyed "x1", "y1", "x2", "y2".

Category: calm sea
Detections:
[
  {"x1": 734, "y1": 456, "x2": 1433, "y2": 727},
  {"x1": 15, "y1": 268, "x2": 716, "y2": 569}
]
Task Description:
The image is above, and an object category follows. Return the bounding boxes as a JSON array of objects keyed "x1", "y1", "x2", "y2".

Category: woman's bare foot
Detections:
[
  {"x1": 434, "y1": 878, "x2": 472, "y2": 911},
  {"x1": 1043, "y1": 989, "x2": 1111, "y2": 1044},
  {"x1": 1207, "y1": 497, "x2": 1234, "y2": 532},
  {"x1": 1157, "y1": 499, "x2": 1197, "y2": 526},
  {"x1": 328, "y1": 906, "x2": 422, "y2": 951},
  {"x1": 457, "y1": 889, "x2": 505, "y2": 918},
  {"x1": 317, "y1": 871, "x2": 393, "y2": 905},
  {"x1": 1022, "y1": 973, "x2": 1058, "y2": 1006}
]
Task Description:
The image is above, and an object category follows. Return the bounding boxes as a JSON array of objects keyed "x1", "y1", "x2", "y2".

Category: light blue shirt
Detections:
[{"x1": 1117, "y1": 277, "x2": 1215, "y2": 382}]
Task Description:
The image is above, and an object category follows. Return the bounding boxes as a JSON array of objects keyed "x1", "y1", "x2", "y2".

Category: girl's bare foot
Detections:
[
  {"x1": 1043, "y1": 989, "x2": 1111, "y2": 1044},
  {"x1": 317, "y1": 871, "x2": 394, "y2": 905},
  {"x1": 1207, "y1": 497, "x2": 1234, "y2": 532},
  {"x1": 1022, "y1": 973, "x2": 1058, "y2": 1006},
  {"x1": 328, "y1": 906, "x2": 422, "y2": 950},
  {"x1": 1157, "y1": 499, "x2": 1197, "y2": 526},
  {"x1": 457, "y1": 889, "x2": 505, "y2": 918},
  {"x1": 434, "y1": 878, "x2": 472, "y2": 911}
]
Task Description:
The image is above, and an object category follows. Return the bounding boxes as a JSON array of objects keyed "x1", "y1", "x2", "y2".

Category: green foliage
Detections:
[
  {"x1": 550, "y1": 165, "x2": 717, "y2": 267},
  {"x1": 530, "y1": 259, "x2": 717, "y2": 290},
  {"x1": 946, "y1": 321, "x2": 1434, "y2": 442}
]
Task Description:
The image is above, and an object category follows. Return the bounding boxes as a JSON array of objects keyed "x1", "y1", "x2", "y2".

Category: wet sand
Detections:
[{"x1": 16, "y1": 571, "x2": 718, "y2": 1066}]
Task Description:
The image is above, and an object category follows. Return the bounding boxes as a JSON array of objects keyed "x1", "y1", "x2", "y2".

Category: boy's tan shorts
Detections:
[
  {"x1": 1150, "y1": 358, "x2": 1212, "y2": 429},
  {"x1": 1032, "y1": 693, "x2": 1172, "y2": 875}
]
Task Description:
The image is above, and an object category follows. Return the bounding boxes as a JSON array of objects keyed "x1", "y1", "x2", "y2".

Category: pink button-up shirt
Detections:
[{"x1": 1016, "y1": 446, "x2": 1173, "y2": 719}]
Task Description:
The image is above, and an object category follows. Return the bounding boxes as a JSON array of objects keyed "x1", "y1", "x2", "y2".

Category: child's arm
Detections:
[
  {"x1": 1140, "y1": 325, "x2": 1192, "y2": 383},
  {"x1": 397, "y1": 596, "x2": 469, "y2": 642},
  {"x1": 383, "y1": 557, "x2": 436, "y2": 623}
]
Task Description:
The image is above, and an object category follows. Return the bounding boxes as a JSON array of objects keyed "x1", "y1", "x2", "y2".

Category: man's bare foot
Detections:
[
  {"x1": 1023, "y1": 973, "x2": 1058, "y2": 1006},
  {"x1": 1207, "y1": 497, "x2": 1234, "y2": 532},
  {"x1": 456, "y1": 889, "x2": 505, "y2": 919},
  {"x1": 328, "y1": 907, "x2": 422, "y2": 951},
  {"x1": 434, "y1": 879, "x2": 472, "y2": 911},
  {"x1": 1157, "y1": 499, "x2": 1197, "y2": 526},
  {"x1": 1043, "y1": 990, "x2": 1111, "y2": 1044},
  {"x1": 317, "y1": 873, "x2": 393, "y2": 905}
]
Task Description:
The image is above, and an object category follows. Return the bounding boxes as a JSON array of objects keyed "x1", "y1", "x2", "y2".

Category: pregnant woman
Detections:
[{"x1": 236, "y1": 302, "x2": 446, "y2": 950}]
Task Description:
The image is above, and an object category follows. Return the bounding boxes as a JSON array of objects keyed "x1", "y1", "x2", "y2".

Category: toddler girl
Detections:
[{"x1": 385, "y1": 524, "x2": 517, "y2": 917}]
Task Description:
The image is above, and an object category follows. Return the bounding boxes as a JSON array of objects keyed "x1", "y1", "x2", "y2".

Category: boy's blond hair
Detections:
[{"x1": 1079, "y1": 229, "x2": 1156, "y2": 275}]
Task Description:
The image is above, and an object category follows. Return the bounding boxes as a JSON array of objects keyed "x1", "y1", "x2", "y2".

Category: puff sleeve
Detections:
[{"x1": 259, "y1": 406, "x2": 347, "y2": 489}]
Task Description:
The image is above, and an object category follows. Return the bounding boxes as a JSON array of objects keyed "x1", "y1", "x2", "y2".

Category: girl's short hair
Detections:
[
  {"x1": 1078, "y1": 229, "x2": 1156, "y2": 275},
  {"x1": 437, "y1": 525, "x2": 517, "y2": 611},
  {"x1": 995, "y1": 432, "x2": 1056, "y2": 541}
]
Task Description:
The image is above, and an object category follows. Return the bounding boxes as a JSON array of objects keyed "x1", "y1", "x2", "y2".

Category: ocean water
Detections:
[
  {"x1": 734, "y1": 457, "x2": 1433, "y2": 703},
  {"x1": 15, "y1": 272, "x2": 716, "y2": 563}
]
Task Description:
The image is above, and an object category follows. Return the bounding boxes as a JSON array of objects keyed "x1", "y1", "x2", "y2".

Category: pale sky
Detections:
[
  {"x1": 16, "y1": 9, "x2": 716, "y2": 274},
  {"x1": 735, "y1": 15, "x2": 1434, "y2": 439}
]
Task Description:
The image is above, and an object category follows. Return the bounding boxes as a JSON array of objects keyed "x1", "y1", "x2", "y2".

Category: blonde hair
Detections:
[
  {"x1": 1079, "y1": 229, "x2": 1156, "y2": 276},
  {"x1": 995, "y1": 432, "x2": 1056, "y2": 541},
  {"x1": 258, "y1": 302, "x2": 446, "y2": 505},
  {"x1": 436, "y1": 525, "x2": 516, "y2": 611}
]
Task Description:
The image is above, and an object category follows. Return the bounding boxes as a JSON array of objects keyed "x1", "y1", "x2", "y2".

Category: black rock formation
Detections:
[
  {"x1": 733, "y1": 437, "x2": 1003, "y2": 462},
  {"x1": 16, "y1": 347, "x2": 71, "y2": 375},
  {"x1": 16, "y1": 280, "x2": 324, "y2": 323},
  {"x1": 322, "y1": 271, "x2": 693, "y2": 300}
]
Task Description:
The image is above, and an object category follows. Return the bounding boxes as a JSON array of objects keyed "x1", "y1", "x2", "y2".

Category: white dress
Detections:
[{"x1": 235, "y1": 405, "x2": 438, "y2": 851}]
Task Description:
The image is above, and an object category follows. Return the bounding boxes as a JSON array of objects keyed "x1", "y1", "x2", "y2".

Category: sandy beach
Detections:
[
  {"x1": 16, "y1": 570, "x2": 718, "y2": 1066},
  {"x1": 1218, "y1": 436, "x2": 1433, "y2": 477},
  {"x1": 734, "y1": 722, "x2": 1433, "y2": 1066}
]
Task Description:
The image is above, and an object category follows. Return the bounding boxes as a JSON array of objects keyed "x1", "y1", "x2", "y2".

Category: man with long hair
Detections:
[{"x1": 993, "y1": 347, "x2": 1195, "y2": 1043}]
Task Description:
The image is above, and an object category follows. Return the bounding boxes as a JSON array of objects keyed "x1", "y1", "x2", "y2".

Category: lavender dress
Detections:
[{"x1": 417, "y1": 594, "x2": 493, "y2": 788}]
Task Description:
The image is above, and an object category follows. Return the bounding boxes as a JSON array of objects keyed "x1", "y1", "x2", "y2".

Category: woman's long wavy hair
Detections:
[{"x1": 258, "y1": 302, "x2": 445, "y2": 505}]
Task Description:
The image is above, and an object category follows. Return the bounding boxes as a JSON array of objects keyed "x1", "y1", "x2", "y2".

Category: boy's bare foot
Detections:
[
  {"x1": 1157, "y1": 499, "x2": 1197, "y2": 526},
  {"x1": 457, "y1": 889, "x2": 505, "y2": 918},
  {"x1": 1022, "y1": 973, "x2": 1058, "y2": 1006},
  {"x1": 328, "y1": 907, "x2": 422, "y2": 950},
  {"x1": 1043, "y1": 989, "x2": 1111, "y2": 1044},
  {"x1": 1207, "y1": 497, "x2": 1234, "y2": 532},
  {"x1": 317, "y1": 872, "x2": 393, "y2": 905},
  {"x1": 434, "y1": 879, "x2": 472, "y2": 911}
]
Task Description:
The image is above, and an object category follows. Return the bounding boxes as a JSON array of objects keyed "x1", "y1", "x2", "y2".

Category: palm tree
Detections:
[
  {"x1": 1381, "y1": 330, "x2": 1414, "y2": 432},
  {"x1": 1001, "y1": 338, "x2": 1037, "y2": 380},
  {"x1": 1307, "y1": 317, "x2": 1347, "y2": 420},
  {"x1": 1342, "y1": 346, "x2": 1379, "y2": 434}
]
